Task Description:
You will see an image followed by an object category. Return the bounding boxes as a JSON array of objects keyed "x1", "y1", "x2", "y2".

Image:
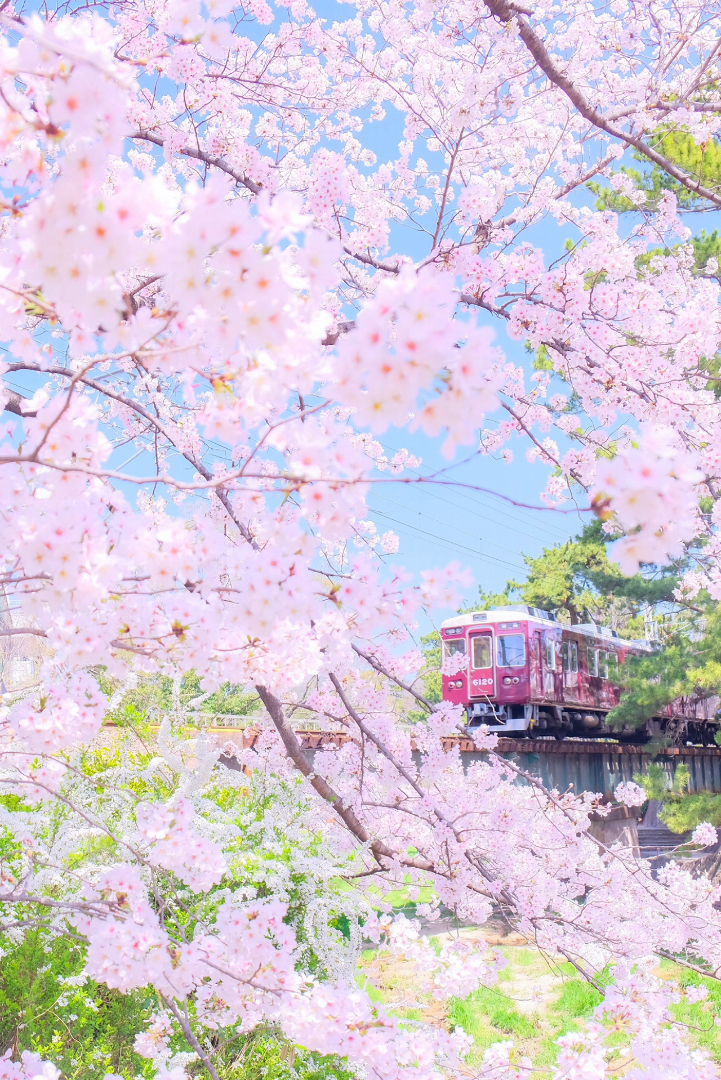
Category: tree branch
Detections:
[{"x1": 160, "y1": 994, "x2": 222, "y2": 1080}]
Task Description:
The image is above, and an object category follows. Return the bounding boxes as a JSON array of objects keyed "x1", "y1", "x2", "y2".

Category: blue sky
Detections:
[{"x1": 361, "y1": 321, "x2": 587, "y2": 628}]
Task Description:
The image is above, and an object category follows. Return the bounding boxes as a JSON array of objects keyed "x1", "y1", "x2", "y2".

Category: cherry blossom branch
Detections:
[
  {"x1": 328, "y1": 673, "x2": 433, "y2": 802},
  {"x1": 255, "y1": 684, "x2": 434, "y2": 871},
  {"x1": 133, "y1": 129, "x2": 263, "y2": 196},
  {"x1": 0, "y1": 447, "x2": 591, "y2": 512},
  {"x1": 327, "y1": 676, "x2": 528, "y2": 911},
  {"x1": 483, "y1": 0, "x2": 721, "y2": 208},
  {"x1": 351, "y1": 644, "x2": 436, "y2": 713},
  {"x1": 132, "y1": 130, "x2": 402, "y2": 277},
  {"x1": 655, "y1": 950, "x2": 721, "y2": 983}
]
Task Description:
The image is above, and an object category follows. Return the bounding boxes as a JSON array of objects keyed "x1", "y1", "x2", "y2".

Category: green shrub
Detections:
[{"x1": 0, "y1": 930, "x2": 154, "y2": 1079}]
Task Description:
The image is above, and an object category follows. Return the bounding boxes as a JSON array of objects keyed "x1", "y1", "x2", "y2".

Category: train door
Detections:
[
  {"x1": 469, "y1": 631, "x2": 494, "y2": 699},
  {"x1": 530, "y1": 632, "x2": 543, "y2": 697},
  {"x1": 542, "y1": 632, "x2": 557, "y2": 697}
]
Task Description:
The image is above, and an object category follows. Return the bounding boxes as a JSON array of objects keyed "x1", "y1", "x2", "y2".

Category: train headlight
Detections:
[
  {"x1": 512, "y1": 676, "x2": 520, "y2": 684},
  {"x1": 503, "y1": 676, "x2": 511, "y2": 685}
]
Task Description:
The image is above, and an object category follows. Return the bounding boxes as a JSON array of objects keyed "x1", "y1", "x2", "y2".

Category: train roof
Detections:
[
  {"x1": 441, "y1": 607, "x2": 557, "y2": 629},
  {"x1": 440, "y1": 608, "x2": 655, "y2": 651}
]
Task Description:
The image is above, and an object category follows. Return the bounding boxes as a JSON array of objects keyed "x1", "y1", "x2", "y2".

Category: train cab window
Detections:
[
  {"x1": 544, "y1": 637, "x2": 555, "y2": 670},
  {"x1": 444, "y1": 638, "x2": 466, "y2": 659},
  {"x1": 586, "y1": 646, "x2": 598, "y2": 677},
  {"x1": 472, "y1": 636, "x2": 491, "y2": 668},
  {"x1": 598, "y1": 651, "x2": 609, "y2": 679},
  {"x1": 497, "y1": 634, "x2": 525, "y2": 667}
]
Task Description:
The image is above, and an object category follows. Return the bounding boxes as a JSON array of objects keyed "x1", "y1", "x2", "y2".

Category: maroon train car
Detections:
[{"x1": 441, "y1": 605, "x2": 719, "y2": 742}]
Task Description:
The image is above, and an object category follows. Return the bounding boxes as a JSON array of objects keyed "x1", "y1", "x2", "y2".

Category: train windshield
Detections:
[
  {"x1": 497, "y1": 634, "x2": 525, "y2": 668},
  {"x1": 444, "y1": 638, "x2": 466, "y2": 658}
]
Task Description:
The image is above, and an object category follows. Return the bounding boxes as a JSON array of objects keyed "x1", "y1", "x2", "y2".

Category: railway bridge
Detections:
[
  {"x1": 215, "y1": 726, "x2": 721, "y2": 795},
  {"x1": 214, "y1": 726, "x2": 721, "y2": 859}
]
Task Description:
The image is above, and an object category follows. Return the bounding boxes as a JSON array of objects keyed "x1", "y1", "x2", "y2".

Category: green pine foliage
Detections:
[
  {"x1": 635, "y1": 763, "x2": 721, "y2": 834},
  {"x1": 588, "y1": 131, "x2": 721, "y2": 212},
  {"x1": 606, "y1": 601, "x2": 721, "y2": 728},
  {"x1": 661, "y1": 792, "x2": 721, "y2": 834},
  {"x1": 474, "y1": 520, "x2": 678, "y2": 635}
]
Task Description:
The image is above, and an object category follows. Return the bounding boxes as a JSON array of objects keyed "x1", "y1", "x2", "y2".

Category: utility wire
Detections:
[
  {"x1": 372, "y1": 508, "x2": 527, "y2": 572},
  {"x1": 370, "y1": 489, "x2": 531, "y2": 561}
]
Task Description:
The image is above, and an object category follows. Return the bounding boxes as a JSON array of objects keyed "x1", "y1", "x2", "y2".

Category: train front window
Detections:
[
  {"x1": 471, "y1": 636, "x2": 491, "y2": 668},
  {"x1": 444, "y1": 639, "x2": 466, "y2": 659},
  {"x1": 497, "y1": 634, "x2": 525, "y2": 668}
]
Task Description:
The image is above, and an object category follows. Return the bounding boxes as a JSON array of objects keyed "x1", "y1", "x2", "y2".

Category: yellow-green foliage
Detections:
[
  {"x1": 660, "y1": 791, "x2": 721, "y2": 833},
  {"x1": 633, "y1": 763, "x2": 721, "y2": 834}
]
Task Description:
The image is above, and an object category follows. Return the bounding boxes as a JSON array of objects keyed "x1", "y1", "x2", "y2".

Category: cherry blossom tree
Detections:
[{"x1": 1, "y1": 0, "x2": 721, "y2": 1077}]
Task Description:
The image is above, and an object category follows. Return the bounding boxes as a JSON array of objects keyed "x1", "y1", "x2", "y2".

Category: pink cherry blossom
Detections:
[
  {"x1": 614, "y1": 782, "x2": 647, "y2": 809},
  {"x1": 691, "y1": 823, "x2": 718, "y2": 848},
  {"x1": 1, "y1": 4, "x2": 721, "y2": 1079}
]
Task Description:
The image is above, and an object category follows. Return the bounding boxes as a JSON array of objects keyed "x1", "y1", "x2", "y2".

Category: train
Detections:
[{"x1": 440, "y1": 605, "x2": 720, "y2": 743}]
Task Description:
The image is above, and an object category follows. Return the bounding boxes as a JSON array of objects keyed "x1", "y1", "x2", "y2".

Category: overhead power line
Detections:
[{"x1": 372, "y1": 508, "x2": 527, "y2": 572}]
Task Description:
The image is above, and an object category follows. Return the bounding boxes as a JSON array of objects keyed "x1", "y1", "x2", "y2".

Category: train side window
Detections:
[
  {"x1": 444, "y1": 638, "x2": 466, "y2": 658},
  {"x1": 497, "y1": 634, "x2": 525, "y2": 667},
  {"x1": 545, "y1": 637, "x2": 555, "y2": 670},
  {"x1": 570, "y1": 642, "x2": 578, "y2": 672},
  {"x1": 598, "y1": 651, "x2": 609, "y2": 679},
  {"x1": 587, "y1": 646, "x2": 598, "y2": 676},
  {"x1": 561, "y1": 641, "x2": 569, "y2": 672},
  {"x1": 607, "y1": 652, "x2": 618, "y2": 680}
]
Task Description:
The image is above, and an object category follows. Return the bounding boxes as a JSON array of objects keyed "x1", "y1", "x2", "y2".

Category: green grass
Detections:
[
  {"x1": 448, "y1": 985, "x2": 538, "y2": 1040},
  {"x1": 444, "y1": 950, "x2": 603, "y2": 1072},
  {"x1": 359, "y1": 944, "x2": 721, "y2": 1075},
  {"x1": 552, "y1": 977, "x2": 603, "y2": 1019},
  {"x1": 660, "y1": 959, "x2": 721, "y2": 1062}
]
